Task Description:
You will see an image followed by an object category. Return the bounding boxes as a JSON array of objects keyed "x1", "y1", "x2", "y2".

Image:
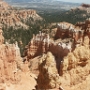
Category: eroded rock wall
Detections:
[
  {"x1": 24, "y1": 32, "x2": 50, "y2": 59},
  {"x1": 0, "y1": 27, "x2": 37, "y2": 90},
  {"x1": 59, "y1": 36, "x2": 90, "y2": 90},
  {"x1": 37, "y1": 42, "x2": 90, "y2": 90},
  {"x1": 26, "y1": 19, "x2": 90, "y2": 90}
]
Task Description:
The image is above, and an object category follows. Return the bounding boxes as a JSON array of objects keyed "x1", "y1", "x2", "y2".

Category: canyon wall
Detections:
[
  {"x1": 37, "y1": 43, "x2": 90, "y2": 90},
  {"x1": 24, "y1": 32, "x2": 50, "y2": 59},
  {"x1": 0, "y1": 0, "x2": 42, "y2": 29},
  {"x1": 0, "y1": 27, "x2": 37, "y2": 90},
  {"x1": 25, "y1": 18, "x2": 90, "y2": 90},
  {"x1": 0, "y1": 27, "x2": 21, "y2": 83}
]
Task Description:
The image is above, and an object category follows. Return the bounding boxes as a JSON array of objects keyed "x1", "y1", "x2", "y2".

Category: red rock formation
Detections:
[
  {"x1": 0, "y1": 27, "x2": 37, "y2": 90},
  {"x1": 81, "y1": 3, "x2": 90, "y2": 8},
  {"x1": 55, "y1": 22, "x2": 74, "y2": 39},
  {"x1": 55, "y1": 22, "x2": 85, "y2": 44},
  {"x1": 59, "y1": 36, "x2": 90, "y2": 90},
  {"x1": 37, "y1": 39, "x2": 90, "y2": 90},
  {"x1": 25, "y1": 19, "x2": 90, "y2": 62},
  {"x1": 24, "y1": 19, "x2": 90, "y2": 90},
  {"x1": 25, "y1": 32, "x2": 50, "y2": 59},
  {"x1": 0, "y1": 28, "x2": 22, "y2": 83},
  {"x1": 55, "y1": 19, "x2": 90, "y2": 45}
]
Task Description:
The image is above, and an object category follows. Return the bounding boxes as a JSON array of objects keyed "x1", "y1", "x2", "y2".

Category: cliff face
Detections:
[
  {"x1": 0, "y1": 27, "x2": 37, "y2": 90},
  {"x1": 0, "y1": 0, "x2": 42, "y2": 29},
  {"x1": 37, "y1": 43, "x2": 90, "y2": 90},
  {"x1": 0, "y1": 28, "x2": 21, "y2": 82},
  {"x1": 55, "y1": 22, "x2": 75, "y2": 39},
  {"x1": 0, "y1": 27, "x2": 20, "y2": 83},
  {"x1": 55, "y1": 18, "x2": 90, "y2": 44},
  {"x1": 25, "y1": 18, "x2": 90, "y2": 59},
  {"x1": 59, "y1": 37, "x2": 90, "y2": 90},
  {"x1": 24, "y1": 18, "x2": 90, "y2": 90},
  {"x1": 24, "y1": 32, "x2": 50, "y2": 59},
  {"x1": 37, "y1": 52, "x2": 61, "y2": 89}
]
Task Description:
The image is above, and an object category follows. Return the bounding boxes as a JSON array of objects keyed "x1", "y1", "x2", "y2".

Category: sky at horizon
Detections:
[{"x1": 57, "y1": 0, "x2": 90, "y2": 4}]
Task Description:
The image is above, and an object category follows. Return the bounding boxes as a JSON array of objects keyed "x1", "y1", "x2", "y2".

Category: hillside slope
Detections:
[{"x1": 61, "y1": 3, "x2": 90, "y2": 24}]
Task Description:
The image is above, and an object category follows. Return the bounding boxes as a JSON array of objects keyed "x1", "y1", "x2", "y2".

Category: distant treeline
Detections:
[{"x1": 39, "y1": 9, "x2": 90, "y2": 24}]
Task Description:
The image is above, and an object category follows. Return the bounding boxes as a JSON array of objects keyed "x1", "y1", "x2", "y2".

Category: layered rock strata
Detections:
[{"x1": 24, "y1": 31, "x2": 50, "y2": 59}]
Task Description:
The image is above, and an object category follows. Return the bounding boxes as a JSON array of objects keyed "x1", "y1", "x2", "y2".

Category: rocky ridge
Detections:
[
  {"x1": 61, "y1": 3, "x2": 90, "y2": 24},
  {"x1": 24, "y1": 31, "x2": 50, "y2": 59},
  {"x1": 70, "y1": 3, "x2": 90, "y2": 18},
  {"x1": 0, "y1": 27, "x2": 37, "y2": 90},
  {"x1": 24, "y1": 18, "x2": 90, "y2": 90},
  {"x1": 0, "y1": 0, "x2": 42, "y2": 29},
  {"x1": 36, "y1": 37, "x2": 90, "y2": 90},
  {"x1": 37, "y1": 44, "x2": 90, "y2": 90}
]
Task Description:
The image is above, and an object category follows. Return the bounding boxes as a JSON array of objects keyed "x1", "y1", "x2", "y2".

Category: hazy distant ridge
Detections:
[{"x1": 5, "y1": 0, "x2": 80, "y2": 4}]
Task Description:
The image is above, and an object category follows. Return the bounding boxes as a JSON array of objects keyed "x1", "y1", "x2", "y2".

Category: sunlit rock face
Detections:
[
  {"x1": 59, "y1": 36, "x2": 90, "y2": 90},
  {"x1": 0, "y1": 27, "x2": 37, "y2": 90},
  {"x1": 37, "y1": 43, "x2": 90, "y2": 90},
  {"x1": 0, "y1": 0, "x2": 12, "y2": 10},
  {"x1": 55, "y1": 22, "x2": 84, "y2": 44},
  {"x1": 24, "y1": 32, "x2": 50, "y2": 59},
  {"x1": 55, "y1": 22, "x2": 75, "y2": 39},
  {"x1": 37, "y1": 52, "x2": 61, "y2": 89},
  {"x1": 0, "y1": 27, "x2": 21, "y2": 83}
]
